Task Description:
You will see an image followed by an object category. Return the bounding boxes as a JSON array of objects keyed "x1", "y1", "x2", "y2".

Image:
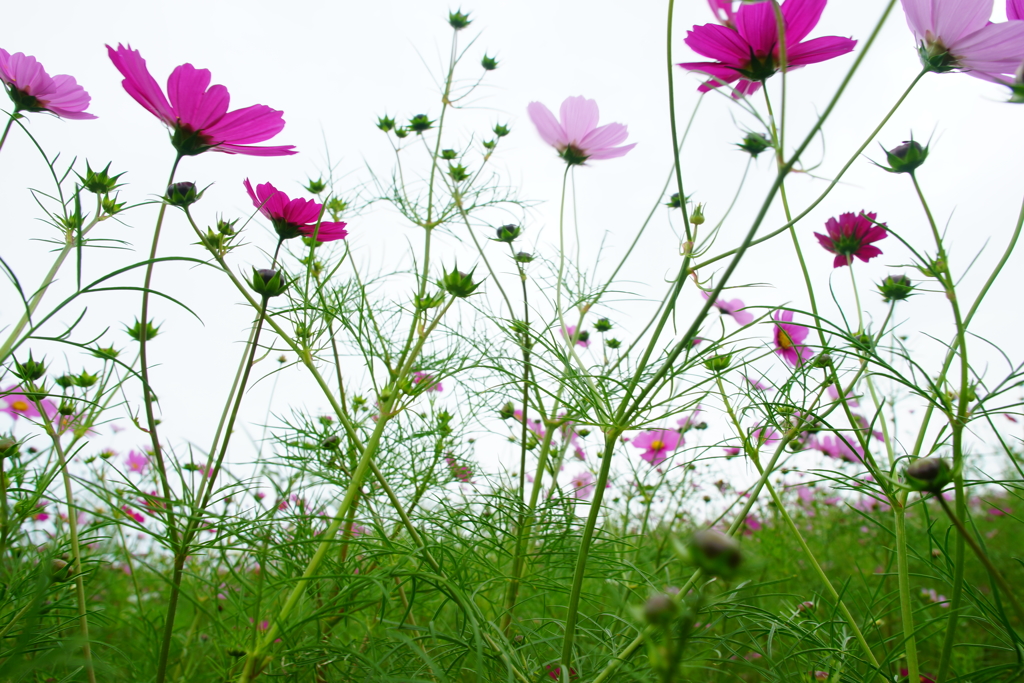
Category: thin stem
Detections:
[{"x1": 0, "y1": 115, "x2": 13, "y2": 155}]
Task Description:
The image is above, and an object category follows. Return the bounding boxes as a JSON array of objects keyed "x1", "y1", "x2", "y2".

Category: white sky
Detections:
[{"x1": 2, "y1": 0, "x2": 1022, "y2": 485}]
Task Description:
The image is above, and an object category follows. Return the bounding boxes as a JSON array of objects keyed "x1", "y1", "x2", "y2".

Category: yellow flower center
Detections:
[
  {"x1": 777, "y1": 330, "x2": 793, "y2": 349},
  {"x1": 651, "y1": 440, "x2": 665, "y2": 451},
  {"x1": 12, "y1": 400, "x2": 29, "y2": 412}
]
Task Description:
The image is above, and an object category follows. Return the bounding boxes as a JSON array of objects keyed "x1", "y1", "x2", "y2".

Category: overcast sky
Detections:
[{"x1": 3, "y1": 0, "x2": 1022, "y2": 483}]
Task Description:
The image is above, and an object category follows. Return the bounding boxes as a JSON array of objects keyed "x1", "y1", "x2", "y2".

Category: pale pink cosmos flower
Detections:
[
  {"x1": 632, "y1": 429, "x2": 683, "y2": 466},
  {"x1": 526, "y1": 96, "x2": 636, "y2": 165},
  {"x1": 678, "y1": 405, "x2": 705, "y2": 431},
  {"x1": 0, "y1": 386, "x2": 57, "y2": 421},
  {"x1": 244, "y1": 179, "x2": 348, "y2": 242},
  {"x1": 772, "y1": 309, "x2": 814, "y2": 367},
  {"x1": 0, "y1": 49, "x2": 95, "y2": 120},
  {"x1": 680, "y1": 0, "x2": 857, "y2": 97},
  {"x1": 561, "y1": 326, "x2": 591, "y2": 348},
  {"x1": 816, "y1": 434, "x2": 863, "y2": 463},
  {"x1": 900, "y1": 0, "x2": 1024, "y2": 81},
  {"x1": 569, "y1": 470, "x2": 596, "y2": 499},
  {"x1": 107, "y1": 44, "x2": 295, "y2": 156},
  {"x1": 126, "y1": 449, "x2": 150, "y2": 474},
  {"x1": 513, "y1": 409, "x2": 546, "y2": 438},
  {"x1": 826, "y1": 384, "x2": 860, "y2": 407},
  {"x1": 702, "y1": 290, "x2": 755, "y2": 325},
  {"x1": 751, "y1": 424, "x2": 781, "y2": 448}
]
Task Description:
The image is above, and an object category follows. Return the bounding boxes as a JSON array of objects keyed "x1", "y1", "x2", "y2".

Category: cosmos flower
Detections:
[
  {"x1": 412, "y1": 371, "x2": 443, "y2": 392},
  {"x1": 772, "y1": 309, "x2": 814, "y2": 366},
  {"x1": 513, "y1": 409, "x2": 546, "y2": 439},
  {"x1": 527, "y1": 96, "x2": 636, "y2": 165},
  {"x1": 900, "y1": 0, "x2": 1024, "y2": 81},
  {"x1": 708, "y1": 0, "x2": 737, "y2": 27},
  {"x1": 814, "y1": 211, "x2": 887, "y2": 268},
  {"x1": 679, "y1": 0, "x2": 857, "y2": 97},
  {"x1": 244, "y1": 179, "x2": 348, "y2": 242},
  {"x1": 1011, "y1": 0, "x2": 1024, "y2": 20},
  {"x1": 632, "y1": 429, "x2": 683, "y2": 466},
  {"x1": 816, "y1": 434, "x2": 863, "y2": 463},
  {"x1": 121, "y1": 505, "x2": 145, "y2": 525},
  {"x1": 702, "y1": 290, "x2": 755, "y2": 325},
  {"x1": 0, "y1": 386, "x2": 57, "y2": 421},
  {"x1": 107, "y1": 44, "x2": 295, "y2": 156},
  {"x1": 569, "y1": 470, "x2": 596, "y2": 499},
  {"x1": 561, "y1": 326, "x2": 591, "y2": 348},
  {"x1": 0, "y1": 49, "x2": 95, "y2": 120},
  {"x1": 446, "y1": 456, "x2": 473, "y2": 484},
  {"x1": 126, "y1": 450, "x2": 150, "y2": 474}
]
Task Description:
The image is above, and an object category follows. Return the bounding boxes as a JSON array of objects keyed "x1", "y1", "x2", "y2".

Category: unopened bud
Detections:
[
  {"x1": 690, "y1": 529, "x2": 742, "y2": 577},
  {"x1": 905, "y1": 457, "x2": 954, "y2": 494},
  {"x1": 642, "y1": 593, "x2": 679, "y2": 626}
]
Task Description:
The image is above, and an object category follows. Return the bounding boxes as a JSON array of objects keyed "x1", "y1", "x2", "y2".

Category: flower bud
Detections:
[
  {"x1": 606, "y1": 338, "x2": 622, "y2": 349},
  {"x1": 594, "y1": 318, "x2": 612, "y2": 333},
  {"x1": 91, "y1": 345, "x2": 120, "y2": 360},
  {"x1": 441, "y1": 149, "x2": 458, "y2": 160},
  {"x1": 666, "y1": 192, "x2": 684, "y2": 209},
  {"x1": 905, "y1": 457, "x2": 954, "y2": 494},
  {"x1": 1009, "y1": 61, "x2": 1024, "y2": 104},
  {"x1": 495, "y1": 224, "x2": 521, "y2": 243},
  {"x1": 250, "y1": 268, "x2": 289, "y2": 298},
  {"x1": 14, "y1": 354, "x2": 47, "y2": 382},
  {"x1": 74, "y1": 372, "x2": 100, "y2": 388},
  {"x1": 102, "y1": 195, "x2": 126, "y2": 215},
  {"x1": 513, "y1": 251, "x2": 534, "y2": 264},
  {"x1": 393, "y1": 126, "x2": 409, "y2": 139},
  {"x1": 376, "y1": 115, "x2": 396, "y2": 132},
  {"x1": 690, "y1": 203, "x2": 706, "y2": 226},
  {"x1": 414, "y1": 290, "x2": 446, "y2": 311},
  {"x1": 126, "y1": 319, "x2": 160, "y2": 342},
  {"x1": 447, "y1": 9, "x2": 471, "y2": 29},
  {"x1": 0, "y1": 437, "x2": 19, "y2": 457},
  {"x1": 448, "y1": 163, "x2": 470, "y2": 182},
  {"x1": 642, "y1": 593, "x2": 679, "y2": 626},
  {"x1": 498, "y1": 401, "x2": 516, "y2": 420},
  {"x1": 408, "y1": 114, "x2": 435, "y2": 134},
  {"x1": 737, "y1": 132, "x2": 772, "y2": 158},
  {"x1": 812, "y1": 353, "x2": 833, "y2": 368},
  {"x1": 438, "y1": 266, "x2": 481, "y2": 298},
  {"x1": 321, "y1": 435, "x2": 341, "y2": 450},
  {"x1": 59, "y1": 399, "x2": 76, "y2": 416},
  {"x1": 305, "y1": 178, "x2": 327, "y2": 194},
  {"x1": 493, "y1": 123, "x2": 510, "y2": 137},
  {"x1": 690, "y1": 529, "x2": 742, "y2": 577},
  {"x1": 878, "y1": 274, "x2": 915, "y2": 303},
  {"x1": 704, "y1": 353, "x2": 732, "y2": 373},
  {"x1": 55, "y1": 374, "x2": 76, "y2": 389},
  {"x1": 165, "y1": 181, "x2": 201, "y2": 207},
  {"x1": 78, "y1": 161, "x2": 125, "y2": 195},
  {"x1": 481, "y1": 54, "x2": 499, "y2": 71},
  {"x1": 879, "y1": 139, "x2": 928, "y2": 175}
]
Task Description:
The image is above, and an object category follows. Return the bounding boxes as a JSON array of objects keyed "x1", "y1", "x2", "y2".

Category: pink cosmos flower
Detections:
[
  {"x1": 816, "y1": 434, "x2": 863, "y2": 463},
  {"x1": 772, "y1": 309, "x2": 813, "y2": 366},
  {"x1": 0, "y1": 49, "x2": 95, "y2": 120},
  {"x1": 899, "y1": 0, "x2": 1024, "y2": 81},
  {"x1": 569, "y1": 470, "x2": 596, "y2": 499},
  {"x1": 446, "y1": 456, "x2": 473, "y2": 484},
  {"x1": 900, "y1": 668, "x2": 938, "y2": 683},
  {"x1": 744, "y1": 375, "x2": 772, "y2": 391},
  {"x1": 107, "y1": 44, "x2": 295, "y2": 156},
  {"x1": 752, "y1": 424, "x2": 781, "y2": 448},
  {"x1": 513, "y1": 409, "x2": 546, "y2": 438},
  {"x1": 0, "y1": 387, "x2": 57, "y2": 421},
  {"x1": 709, "y1": 0, "x2": 737, "y2": 27},
  {"x1": 678, "y1": 405, "x2": 705, "y2": 431},
  {"x1": 702, "y1": 290, "x2": 755, "y2": 325},
  {"x1": 526, "y1": 96, "x2": 636, "y2": 165},
  {"x1": 412, "y1": 371, "x2": 443, "y2": 392},
  {"x1": 632, "y1": 429, "x2": 683, "y2": 466},
  {"x1": 679, "y1": 0, "x2": 857, "y2": 97},
  {"x1": 126, "y1": 449, "x2": 150, "y2": 474},
  {"x1": 814, "y1": 211, "x2": 887, "y2": 268},
  {"x1": 561, "y1": 325, "x2": 591, "y2": 348},
  {"x1": 244, "y1": 179, "x2": 348, "y2": 242},
  {"x1": 826, "y1": 384, "x2": 860, "y2": 407},
  {"x1": 121, "y1": 505, "x2": 145, "y2": 525},
  {"x1": 32, "y1": 501, "x2": 49, "y2": 522}
]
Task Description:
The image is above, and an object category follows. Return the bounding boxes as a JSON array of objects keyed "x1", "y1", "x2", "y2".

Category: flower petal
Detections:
[
  {"x1": 953, "y1": 20, "x2": 1024, "y2": 74},
  {"x1": 1010, "y1": 0, "x2": 1024, "y2": 20},
  {"x1": 579, "y1": 121, "x2": 629, "y2": 153},
  {"x1": 559, "y1": 95, "x2": 600, "y2": 144},
  {"x1": 782, "y1": 0, "x2": 828, "y2": 45},
  {"x1": 585, "y1": 142, "x2": 637, "y2": 160},
  {"x1": 786, "y1": 35, "x2": 857, "y2": 66},
  {"x1": 41, "y1": 74, "x2": 97, "y2": 119},
  {"x1": 203, "y1": 103, "x2": 286, "y2": 145},
  {"x1": 526, "y1": 101, "x2": 567, "y2": 148},
  {"x1": 167, "y1": 64, "x2": 229, "y2": 131},
  {"x1": 736, "y1": 0, "x2": 779, "y2": 55},
  {"x1": 684, "y1": 23, "x2": 752, "y2": 63},
  {"x1": 934, "y1": 0, "x2": 994, "y2": 45},
  {"x1": 106, "y1": 44, "x2": 175, "y2": 125},
  {"x1": 215, "y1": 143, "x2": 297, "y2": 156}
]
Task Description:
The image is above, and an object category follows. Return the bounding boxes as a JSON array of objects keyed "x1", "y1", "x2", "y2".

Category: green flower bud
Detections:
[
  {"x1": 513, "y1": 251, "x2": 534, "y2": 264},
  {"x1": 493, "y1": 123, "x2": 510, "y2": 137},
  {"x1": 321, "y1": 435, "x2": 341, "y2": 450},
  {"x1": 448, "y1": 9, "x2": 471, "y2": 29},
  {"x1": 91, "y1": 345, "x2": 120, "y2": 361},
  {"x1": 0, "y1": 437, "x2": 19, "y2": 457},
  {"x1": 126, "y1": 319, "x2": 160, "y2": 342},
  {"x1": 666, "y1": 192, "x2": 684, "y2": 209},
  {"x1": 377, "y1": 115, "x2": 396, "y2": 132},
  {"x1": 594, "y1": 318, "x2": 612, "y2": 333},
  {"x1": 482, "y1": 139, "x2": 496, "y2": 150},
  {"x1": 55, "y1": 374, "x2": 76, "y2": 389},
  {"x1": 812, "y1": 353, "x2": 833, "y2": 368},
  {"x1": 704, "y1": 353, "x2": 732, "y2": 373},
  {"x1": 408, "y1": 114, "x2": 435, "y2": 134},
  {"x1": 414, "y1": 290, "x2": 446, "y2": 311},
  {"x1": 481, "y1": 54, "x2": 499, "y2": 71},
  {"x1": 495, "y1": 224, "x2": 521, "y2": 243},
  {"x1": 606, "y1": 338, "x2": 622, "y2": 349},
  {"x1": 101, "y1": 195, "x2": 126, "y2": 215},
  {"x1": 498, "y1": 401, "x2": 516, "y2": 420},
  {"x1": 78, "y1": 161, "x2": 125, "y2": 195},
  {"x1": 165, "y1": 181, "x2": 201, "y2": 207},
  {"x1": 14, "y1": 354, "x2": 47, "y2": 382},
  {"x1": 878, "y1": 274, "x2": 915, "y2": 303},
  {"x1": 737, "y1": 132, "x2": 772, "y2": 157},
  {"x1": 441, "y1": 149, "x2": 458, "y2": 160},
  {"x1": 305, "y1": 178, "x2": 327, "y2": 194},
  {"x1": 448, "y1": 163, "x2": 470, "y2": 182},
  {"x1": 690, "y1": 203, "x2": 706, "y2": 226},
  {"x1": 58, "y1": 399, "x2": 76, "y2": 416},
  {"x1": 74, "y1": 372, "x2": 100, "y2": 388},
  {"x1": 438, "y1": 266, "x2": 482, "y2": 298},
  {"x1": 690, "y1": 529, "x2": 742, "y2": 578},
  {"x1": 250, "y1": 268, "x2": 289, "y2": 298},
  {"x1": 878, "y1": 139, "x2": 928, "y2": 174},
  {"x1": 905, "y1": 457, "x2": 954, "y2": 494},
  {"x1": 642, "y1": 593, "x2": 679, "y2": 626},
  {"x1": 393, "y1": 126, "x2": 409, "y2": 139}
]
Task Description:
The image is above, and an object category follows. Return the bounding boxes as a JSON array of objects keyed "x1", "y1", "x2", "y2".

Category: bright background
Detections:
[{"x1": 2, "y1": 0, "x2": 1022, "y2": 485}]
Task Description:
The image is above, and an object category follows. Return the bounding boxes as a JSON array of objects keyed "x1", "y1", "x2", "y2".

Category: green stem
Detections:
[{"x1": 0, "y1": 115, "x2": 13, "y2": 156}]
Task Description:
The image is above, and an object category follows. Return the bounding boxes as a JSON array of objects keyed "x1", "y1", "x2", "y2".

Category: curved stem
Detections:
[{"x1": 0, "y1": 115, "x2": 13, "y2": 156}]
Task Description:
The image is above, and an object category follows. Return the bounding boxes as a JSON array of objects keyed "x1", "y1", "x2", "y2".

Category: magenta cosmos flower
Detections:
[
  {"x1": 632, "y1": 429, "x2": 683, "y2": 466},
  {"x1": 702, "y1": 290, "x2": 755, "y2": 325},
  {"x1": 900, "y1": 0, "x2": 1024, "y2": 80},
  {"x1": 679, "y1": 0, "x2": 857, "y2": 97},
  {"x1": 126, "y1": 449, "x2": 150, "y2": 474},
  {"x1": 107, "y1": 44, "x2": 295, "y2": 157},
  {"x1": 526, "y1": 96, "x2": 636, "y2": 165},
  {"x1": 772, "y1": 309, "x2": 813, "y2": 366},
  {"x1": 814, "y1": 211, "x2": 887, "y2": 268},
  {"x1": 0, "y1": 49, "x2": 95, "y2": 120},
  {"x1": 244, "y1": 179, "x2": 348, "y2": 242},
  {"x1": 709, "y1": 0, "x2": 737, "y2": 27},
  {"x1": 0, "y1": 386, "x2": 57, "y2": 421}
]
